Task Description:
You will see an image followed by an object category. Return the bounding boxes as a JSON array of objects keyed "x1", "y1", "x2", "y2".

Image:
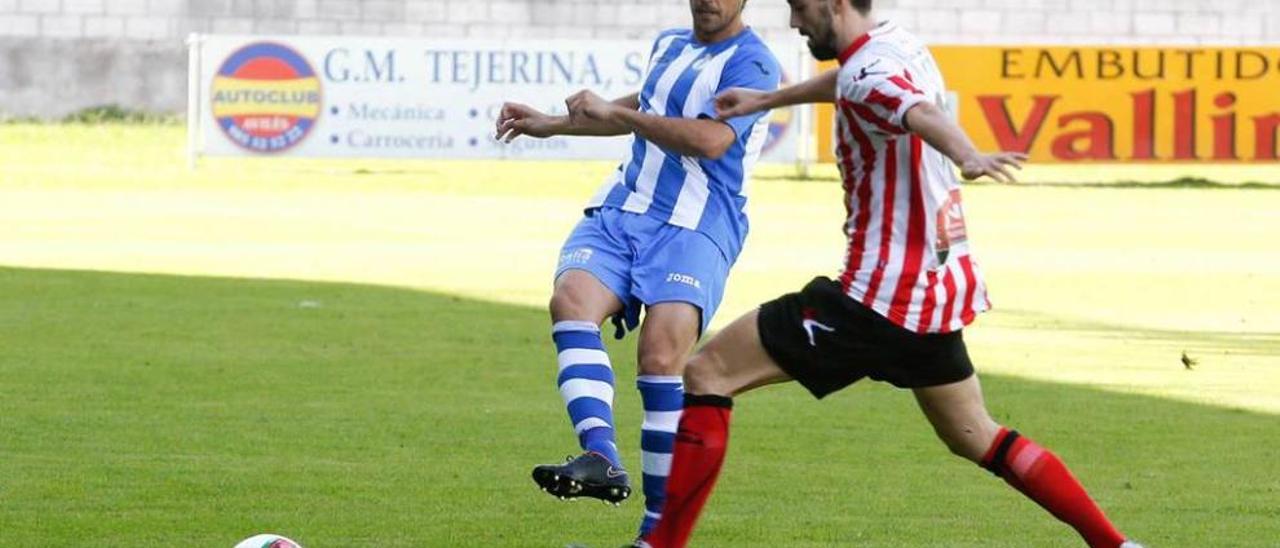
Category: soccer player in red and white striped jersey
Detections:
[{"x1": 631, "y1": 1, "x2": 1144, "y2": 547}]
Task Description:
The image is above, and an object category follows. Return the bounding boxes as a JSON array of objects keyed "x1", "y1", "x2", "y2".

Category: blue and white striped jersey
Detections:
[{"x1": 585, "y1": 28, "x2": 781, "y2": 262}]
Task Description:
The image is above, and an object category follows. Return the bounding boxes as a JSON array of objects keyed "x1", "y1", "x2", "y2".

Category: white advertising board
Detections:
[{"x1": 188, "y1": 35, "x2": 810, "y2": 164}]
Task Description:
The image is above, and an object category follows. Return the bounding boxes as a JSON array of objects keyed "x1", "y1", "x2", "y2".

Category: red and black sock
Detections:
[
  {"x1": 643, "y1": 394, "x2": 733, "y2": 548},
  {"x1": 981, "y1": 428, "x2": 1127, "y2": 548}
]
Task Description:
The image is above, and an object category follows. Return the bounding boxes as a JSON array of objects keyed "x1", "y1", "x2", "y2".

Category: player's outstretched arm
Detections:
[
  {"x1": 903, "y1": 102, "x2": 1029, "y2": 183},
  {"x1": 566, "y1": 89, "x2": 736, "y2": 160},
  {"x1": 495, "y1": 93, "x2": 640, "y2": 142},
  {"x1": 715, "y1": 69, "x2": 838, "y2": 120}
]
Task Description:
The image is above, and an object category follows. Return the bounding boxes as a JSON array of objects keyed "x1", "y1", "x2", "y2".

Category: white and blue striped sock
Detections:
[
  {"x1": 553, "y1": 321, "x2": 622, "y2": 467},
  {"x1": 636, "y1": 375, "x2": 684, "y2": 536}
]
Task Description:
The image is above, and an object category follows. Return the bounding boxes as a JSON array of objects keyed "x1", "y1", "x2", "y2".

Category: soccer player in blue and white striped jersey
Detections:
[{"x1": 496, "y1": 0, "x2": 780, "y2": 540}]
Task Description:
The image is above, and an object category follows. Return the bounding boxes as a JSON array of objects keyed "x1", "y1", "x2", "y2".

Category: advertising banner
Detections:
[
  {"x1": 816, "y1": 46, "x2": 1280, "y2": 164},
  {"x1": 189, "y1": 35, "x2": 809, "y2": 163}
]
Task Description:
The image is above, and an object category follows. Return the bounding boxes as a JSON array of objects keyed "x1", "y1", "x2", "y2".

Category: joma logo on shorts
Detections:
[{"x1": 666, "y1": 273, "x2": 702, "y2": 289}]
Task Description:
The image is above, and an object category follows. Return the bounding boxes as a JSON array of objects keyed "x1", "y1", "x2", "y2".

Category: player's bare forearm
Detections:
[
  {"x1": 904, "y1": 102, "x2": 1028, "y2": 183},
  {"x1": 613, "y1": 108, "x2": 735, "y2": 159},
  {"x1": 556, "y1": 93, "x2": 641, "y2": 136},
  {"x1": 904, "y1": 102, "x2": 981, "y2": 166},
  {"x1": 770, "y1": 69, "x2": 838, "y2": 107}
]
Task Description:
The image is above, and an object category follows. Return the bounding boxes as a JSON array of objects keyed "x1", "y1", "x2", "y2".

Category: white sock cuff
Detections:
[
  {"x1": 636, "y1": 375, "x2": 683, "y2": 385},
  {"x1": 552, "y1": 320, "x2": 601, "y2": 334}
]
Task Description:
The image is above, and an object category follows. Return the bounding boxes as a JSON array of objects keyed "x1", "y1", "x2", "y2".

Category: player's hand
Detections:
[
  {"x1": 715, "y1": 87, "x2": 771, "y2": 119},
  {"x1": 959, "y1": 152, "x2": 1029, "y2": 183},
  {"x1": 495, "y1": 102, "x2": 558, "y2": 142},
  {"x1": 565, "y1": 90, "x2": 615, "y2": 124}
]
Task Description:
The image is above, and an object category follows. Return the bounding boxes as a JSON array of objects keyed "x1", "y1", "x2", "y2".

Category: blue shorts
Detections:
[{"x1": 555, "y1": 207, "x2": 731, "y2": 339}]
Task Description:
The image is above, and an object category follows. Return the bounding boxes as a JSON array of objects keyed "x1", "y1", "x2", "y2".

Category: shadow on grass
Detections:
[{"x1": 1, "y1": 266, "x2": 1276, "y2": 547}]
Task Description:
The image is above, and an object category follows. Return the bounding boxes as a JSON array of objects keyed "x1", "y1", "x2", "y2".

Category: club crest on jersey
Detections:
[{"x1": 211, "y1": 42, "x2": 322, "y2": 154}]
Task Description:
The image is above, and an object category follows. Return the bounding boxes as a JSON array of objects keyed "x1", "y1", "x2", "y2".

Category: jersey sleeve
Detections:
[
  {"x1": 697, "y1": 45, "x2": 782, "y2": 139},
  {"x1": 842, "y1": 56, "x2": 928, "y2": 133}
]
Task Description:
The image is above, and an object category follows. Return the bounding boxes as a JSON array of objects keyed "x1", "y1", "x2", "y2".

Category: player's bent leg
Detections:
[
  {"x1": 912, "y1": 374, "x2": 1001, "y2": 462},
  {"x1": 684, "y1": 309, "x2": 792, "y2": 397},
  {"x1": 550, "y1": 269, "x2": 623, "y2": 323},
  {"x1": 533, "y1": 269, "x2": 632, "y2": 503},
  {"x1": 913, "y1": 375, "x2": 1133, "y2": 548},
  {"x1": 643, "y1": 310, "x2": 791, "y2": 548},
  {"x1": 633, "y1": 302, "x2": 702, "y2": 536}
]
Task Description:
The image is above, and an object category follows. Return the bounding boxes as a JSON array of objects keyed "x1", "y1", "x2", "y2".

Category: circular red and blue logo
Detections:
[{"x1": 211, "y1": 42, "x2": 322, "y2": 153}]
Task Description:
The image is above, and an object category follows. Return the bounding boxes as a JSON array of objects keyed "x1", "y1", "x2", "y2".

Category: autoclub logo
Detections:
[{"x1": 211, "y1": 42, "x2": 322, "y2": 153}]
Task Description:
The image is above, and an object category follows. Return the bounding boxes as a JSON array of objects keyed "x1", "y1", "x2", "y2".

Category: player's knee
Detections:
[
  {"x1": 638, "y1": 346, "x2": 684, "y2": 376},
  {"x1": 549, "y1": 286, "x2": 596, "y2": 322},
  {"x1": 683, "y1": 350, "x2": 729, "y2": 395},
  {"x1": 934, "y1": 424, "x2": 996, "y2": 463}
]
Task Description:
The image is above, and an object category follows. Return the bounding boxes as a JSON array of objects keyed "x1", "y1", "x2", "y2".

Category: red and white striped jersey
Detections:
[{"x1": 833, "y1": 22, "x2": 989, "y2": 334}]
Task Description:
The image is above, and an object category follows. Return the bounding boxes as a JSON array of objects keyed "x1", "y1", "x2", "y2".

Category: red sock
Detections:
[
  {"x1": 643, "y1": 394, "x2": 733, "y2": 548},
  {"x1": 982, "y1": 428, "x2": 1126, "y2": 548}
]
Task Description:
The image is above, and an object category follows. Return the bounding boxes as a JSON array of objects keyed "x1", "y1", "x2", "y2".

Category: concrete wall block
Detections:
[
  {"x1": 0, "y1": 13, "x2": 38, "y2": 35},
  {"x1": 423, "y1": 21, "x2": 466, "y2": 37},
  {"x1": 380, "y1": 22, "x2": 425, "y2": 36},
  {"x1": 1177, "y1": 12, "x2": 1219, "y2": 36},
  {"x1": 82, "y1": 14, "x2": 123, "y2": 36},
  {"x1": 297, "y1": 18, "x2": 340, "y2": 34},
  {"x1": 211, "y1": 16, "x2": 253, "y2": 33},
  {"x1": 406, "y1": 0, "x2": 447, "y2": 22},
  {"x1": 361, "y1": 0, "x2": 406, "y2": 22},
  {"x1": 984, "y1": 0, "x2": 1046, "y2": 9},
  {"x1": 63, "y1": 0, "x2": 104, "y2": 14},
  {"x1": 917, "y1": 9, "x2": 960, "y2": 34},
  {"x1": 340, "y1": 20, "x2": 382, "y2": 35},
  {"x1": 253, "y1": 18, "x2": 297, "y2": 33},
  {"x1": 124, "y1": 15, "x2": 169, "y2": 39},
  {"x1": 256, "y1": 0, "x2": 297, "y2": 19},
  {"x1": 655, "y1": 3, "x2": 686, "y2": 29},
  {"x1": 530, "y1": 0, "x2": 571, "y2": 26},
  {"x1": 877, "y1": 9, "x2": 918, "y2": 30},
  {"x1": 1269, "y1": 12, "x2": 1280, "y2": 40},
  {"x1": 1090, "y1": 11, "x2": 1131, "y2": 35},
  {"x1": 40, "y1": 14, "x2": 82, "y2": 36},
  {"x1": 488, "y1": 1, "x2": 530, "y2": 25},
  {"x1": 1220, "y1": 13, "x2": 1263, "y2": 38},
  {"x1": 447, "y1": 0, "x2": 488, "y2": 24},
  {"x1": 105, "y1": 0, "x2": 148, "y2": 15},
  {"x1": 316, "y1": 0, "x2": 359, "y2": 20},
  {"x1": 19, "y1": 0, "x2": 60, "y2": 13},
  {"x1": 293, "y1": 0, "x2": 317, "y2": 18},
  {"x1": 958, "y1": 9, "x2": 1001, "y2": 32},
  {"x1": 147, "y1": 0, "x2": 185, "y2": 16},
  {"x1": 1000, "y1": 10, "x2": 1044, "y2": 35},
  {"x1": 1133, "y1": 12, "x2": 1176, "y2": 36},
  {"x1": 188, "y1": 0, "x2": 231, "y2": 17}
]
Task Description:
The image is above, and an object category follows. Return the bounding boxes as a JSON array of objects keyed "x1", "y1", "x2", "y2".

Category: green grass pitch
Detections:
[{"x1": 1, "y1": 124, "x2": 1278, "y2": 546}]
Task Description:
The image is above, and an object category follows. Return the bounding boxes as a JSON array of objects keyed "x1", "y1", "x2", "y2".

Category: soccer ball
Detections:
[{"x1": 233, "y1": 534, "x2": 303, "y2": 548}]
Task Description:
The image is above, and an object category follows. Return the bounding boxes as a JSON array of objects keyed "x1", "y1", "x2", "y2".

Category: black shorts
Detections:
[{"x1": 757, "y1": 276, "x2": 975, "y2": 398}]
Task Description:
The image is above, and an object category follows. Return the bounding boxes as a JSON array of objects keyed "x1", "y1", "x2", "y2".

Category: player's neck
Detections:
[
  {"x1": 694, "y1": 20, "x2": 745, "y2": 45},
  {"x1": 833, "y1": 14, "x2": 879, "y2": 57}
]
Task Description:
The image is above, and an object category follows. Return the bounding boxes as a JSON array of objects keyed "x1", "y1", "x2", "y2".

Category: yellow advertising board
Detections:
[{"x1": 816, "y1": 47, "x2": 1280, "y2": 164}]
